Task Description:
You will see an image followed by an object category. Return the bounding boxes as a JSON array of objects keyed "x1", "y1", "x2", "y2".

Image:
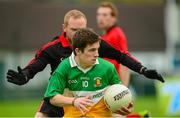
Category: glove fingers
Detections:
[
  {"x1": 7, "y1": 75, "x2": 20, "y2": 84},
  {"x1": 7, "y1": 79, "x2": 20, "y2": 85},
  {"x1": 17, "y1": 66, "x2": 22, "y2": 74},
  {"x1": 6, "y1": 76, "x2": 18, "y2": 83},
  {"x1": 7, "y1": 76, "x2": 16, "y2": 83},
  {"x1": 157, "y1": 74, "x2": 165, "y2": 83},
  {"x1": 6, "y1": 75, "x2": 13, "y2": 79},
  {"x1": 7, "y1": 79, "x2": 13, "y2": 82},
  {"x1": 7, "y1": 70, "x2": 17, "y2": 75},
  {"x1": 7, "y1": 78, "x2": 13, "y2": 82},
  {"x1": 7, "y1": 72, "x2": 15, "y2": 77}
]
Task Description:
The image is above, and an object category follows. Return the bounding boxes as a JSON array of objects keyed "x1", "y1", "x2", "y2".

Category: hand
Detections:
[
  {"x1": 73, "y1": 96, "x2": 94, "y2": 114},
  {"x1": 6, "y1": 66, "x2": 29, "y2": 85},
  {"x1": 115, "y1": 102, "x2": 133, "y2": 115},
  {"x1": 142, "y1": 68, "x2": 165, "y2": 83}
]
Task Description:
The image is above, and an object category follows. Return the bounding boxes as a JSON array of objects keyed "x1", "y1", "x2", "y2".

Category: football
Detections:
[{"x1": 104, "y1": 84, "x2": 132, "y2": 112}]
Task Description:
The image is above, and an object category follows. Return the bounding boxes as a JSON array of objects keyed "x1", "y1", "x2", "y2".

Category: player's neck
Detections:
[
  {"x1": 75, "y1": 56, "x2": 92, "y2": 69},
  {"x1": 66, "y1": 36, "x2": 72, "y2": 45},
  {"x1": 103, "y1": 24, "x2": 115, "y2": 34}
]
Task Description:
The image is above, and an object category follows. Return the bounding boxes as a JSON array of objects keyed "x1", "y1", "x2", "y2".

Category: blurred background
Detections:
[{"x1": 0, "y1": 0, "x2": 180, "y2": 117}]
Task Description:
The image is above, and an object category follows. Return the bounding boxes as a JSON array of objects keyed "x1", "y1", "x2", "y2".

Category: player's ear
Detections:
[
  {"x1": 75, "y1": 48, "x2": 81, "y2": 55},
  {"x1": 63, "y1": 24, "x2": 66, "y2": 32},
  {"x1": 112, "y1": 17, "x2": 117, "y2": 24}
]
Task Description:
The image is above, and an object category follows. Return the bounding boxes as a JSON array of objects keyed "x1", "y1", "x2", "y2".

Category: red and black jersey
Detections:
[
  {"x1": 102, "y1": 25, "x2": 128, "y2": 73},
  {"x1": 24, "y1": 32, "x2": 143, "y2": 79},
  {"x1": 102, "y1": 25, "x2": 128, "y2": 52}
]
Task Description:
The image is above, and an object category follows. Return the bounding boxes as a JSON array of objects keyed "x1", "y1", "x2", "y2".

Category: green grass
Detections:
[
  {"x1": 133, "y1": 96, "x2": 164, "y2": 117},
  {"x1": 0, "y1": 96, "x2": 163, "y2": 117},
  {"x1": 0, "y1": 99, "x2": 40, "y2": 117}
]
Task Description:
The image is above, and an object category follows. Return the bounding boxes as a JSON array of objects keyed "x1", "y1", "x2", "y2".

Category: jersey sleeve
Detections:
[
  {"x1": 23, "y1": 50, "x2": 51, "y2": 79},
  {"x1": 44, "y1": 62, "x2": 67, "y2": 100},
  {"x1": 108, "y1": 65, "x2": 121, "y2": 85},
  {"x1": 99, "y1": 40, "x2": 143, "y2": 74},
  {"x1": 22, "y1": 39, "x2": 59, "y2": 79}
]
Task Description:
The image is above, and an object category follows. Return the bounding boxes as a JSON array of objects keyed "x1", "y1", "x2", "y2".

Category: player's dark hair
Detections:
[{"x1": 72, "y1": 28, "x2": 100, "y2": 55}]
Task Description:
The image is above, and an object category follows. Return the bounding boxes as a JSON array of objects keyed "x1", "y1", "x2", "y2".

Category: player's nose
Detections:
[{"x1": 94, "y1": 51, "x2": 99, "y2": 57}]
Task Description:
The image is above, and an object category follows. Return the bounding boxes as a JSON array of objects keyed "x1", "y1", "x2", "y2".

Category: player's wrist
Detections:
[
  {"x1": 72, "y1": 97, "x2": 78, "y2": 106},
  {"x1": 21, "y1": 69, "x2": 31, "y2": 80}
]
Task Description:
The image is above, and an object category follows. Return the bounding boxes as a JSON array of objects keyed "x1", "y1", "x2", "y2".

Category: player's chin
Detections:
[
  {"x1": 88, "y1": 62, "x2": 95, "y2": 66},
  {"x1": 91, "y1": 59, "x2": 96, "y2": 64},
  {"x1": 99, "y1": 26, "x2": 106, "y2": 29},
  {"x1": 97, "y1": 23, "x2": 105, "y2": 29}
]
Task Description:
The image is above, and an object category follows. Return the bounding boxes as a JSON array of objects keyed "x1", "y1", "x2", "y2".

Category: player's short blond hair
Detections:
[
  {"x1": 64, "y1": 9, "x2": 87, "y2": 27},
  {"x1": 99, "y1": 2, "x2": 118, "y2": 18}
]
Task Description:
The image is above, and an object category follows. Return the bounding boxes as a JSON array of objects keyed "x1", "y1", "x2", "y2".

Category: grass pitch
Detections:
[{"x1": 0, "y1": 96, "x2": 163, "y2": 117}]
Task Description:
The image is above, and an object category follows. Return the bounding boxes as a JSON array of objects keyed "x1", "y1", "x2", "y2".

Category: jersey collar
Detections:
[
  {"x1": 69, "y1": 53, "x2": 99, "y2": 73},
  {"x1": 59, "y1": 32, "x2": 72, "y2": 48}
]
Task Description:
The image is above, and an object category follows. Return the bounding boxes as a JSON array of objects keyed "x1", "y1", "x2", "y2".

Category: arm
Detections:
[
  {"x1": 50, "y1": 94, "x2": 75, "y2": 107},
  {"x1": 99, "y1": 40, "x2": 142, "y2": 74},
  {"x1": 6, "y1": 46, "x2": 51, "y2": 85},
  {"x1": 99, "y1": 40, "x2": 165, "y2": 83},
  {"x1": 50, "y1": 94, "x2": 93, "y2": 114},
  {"x1": 23, "y1": 50, "x2": 50, "y2": 79},
  {"x1": 117, "y1": 29, "x2": 130, "y2": 86},
  {"x1": 44, "y1": 66, "x2": 93, "y2": 114},
  {"x1": 119, "y1": 65, "x2": 130, "y2": 87}
]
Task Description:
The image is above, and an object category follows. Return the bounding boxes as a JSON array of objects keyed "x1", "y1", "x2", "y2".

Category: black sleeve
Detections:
[
  {"x1": 99, "y1": 40, "x2": 143, "y2": 74},
  {"x1": 23, "y1": 49, "x2": 51, "y2": 79}
]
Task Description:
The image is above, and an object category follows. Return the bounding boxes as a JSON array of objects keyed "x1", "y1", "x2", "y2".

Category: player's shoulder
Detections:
[
  {"x1": 33, "y1": 36, "x2": 61, "y2": 58},
  {"x1": 40, "y1": 37, "x2": 60, "y2": 51},
  {"x1": 56, "y1": 57, "x2": 71, "y2": 72},
  {"x1": 110, "y1": 26, "x2": 126, "y2": 39},
  {"x1": 111, "y1": 26, "x2": 124, "y2": 33},
  {"x1": 59, "y1": 57, "x2": 70, "y2": 67},
  {"x1": 106, "y1": 26, "x2": 122, "y2": 38}
]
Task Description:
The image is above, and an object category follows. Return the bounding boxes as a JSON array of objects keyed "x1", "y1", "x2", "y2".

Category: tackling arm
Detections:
[
  {"x1": 99, "y1": 40, "x2": 165, "y2": 83},
  {"x1": 6, "y1": 49, "x2": 50, "y2": 85}
]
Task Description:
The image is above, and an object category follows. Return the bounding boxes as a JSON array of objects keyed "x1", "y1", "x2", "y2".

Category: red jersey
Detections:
[{"x1": 102, "y1": 25, "x2": 128, "y2": 74}]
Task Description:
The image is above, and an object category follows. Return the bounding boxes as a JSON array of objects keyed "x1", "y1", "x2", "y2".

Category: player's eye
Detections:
[
  {"x1": 71, "y1": 28, "x2": 78, "y2": 32},
  {"x1": 89, "y1": 48, "x2": 97, "y2": 52}
]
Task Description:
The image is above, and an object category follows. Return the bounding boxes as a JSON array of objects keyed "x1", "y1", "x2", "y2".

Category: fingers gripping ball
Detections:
[{"x1": 104, "y1": 84, "x2": 133, "y2": 112}]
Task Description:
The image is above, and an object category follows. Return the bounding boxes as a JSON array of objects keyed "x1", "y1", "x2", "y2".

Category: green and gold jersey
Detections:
[{"x1": 44, "y1": 53, "x2": 120, "y2": 116}]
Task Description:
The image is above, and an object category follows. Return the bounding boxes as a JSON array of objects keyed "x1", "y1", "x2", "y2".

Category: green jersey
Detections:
[{"x1": 44, "y1": 53, "x2": 120, "y2": 104}]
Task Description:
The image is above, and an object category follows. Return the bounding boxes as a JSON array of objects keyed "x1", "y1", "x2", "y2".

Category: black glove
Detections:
[
  {"x1": 141, "y1": 67, "x2": 165, "y2": 83},
  {"x1": 6, "y1": 66, "x2": 30, "y2": 85}
]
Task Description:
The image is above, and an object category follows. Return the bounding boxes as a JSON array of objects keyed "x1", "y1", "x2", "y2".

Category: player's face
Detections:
[
  {"x1": 76, "y1": 41, "x2": 100, "y2": 68},
  {"x1": 96, "y1": 7, "x2": 115, "y2": 30},
  {"x1": 63, "y1": 17, "x2": 87, "y2": 43}
]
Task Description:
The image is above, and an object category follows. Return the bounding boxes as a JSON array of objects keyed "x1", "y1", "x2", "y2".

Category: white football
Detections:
[{"x1": 104, "y1": 84, "x2": 132, "y2": 112}]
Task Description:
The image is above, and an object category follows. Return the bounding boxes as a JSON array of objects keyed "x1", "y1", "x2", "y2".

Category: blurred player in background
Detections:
[
  {"x1": 97, "y1": 1, "x2": 130, "y2": 86},
  {"x1": 44, "y1": 28, "x2": 133, "y2": 117},
  {"x1": 6, "y1": 9, "x2": 164, "y2": 117},
  {"x1": 97, "y1": 2, "x2": 151, "y2": 117}
]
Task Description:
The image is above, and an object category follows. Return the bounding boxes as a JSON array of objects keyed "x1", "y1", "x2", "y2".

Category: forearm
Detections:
[
  {"x1": 118, "y1": 53, "x2": 144, "y2": 74},
  {"x1": 23, "y1": 51, "x2": 50, "y2": 79},
  {"x1": 119, "y1": 65, "x2": 130, "y2": 86},
  {"x1": 24, "y1": 59, "x2": 47, "y2": 79},
  {"x1": 50, "y1": 94, "x2": 75, "y2": 107}
]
